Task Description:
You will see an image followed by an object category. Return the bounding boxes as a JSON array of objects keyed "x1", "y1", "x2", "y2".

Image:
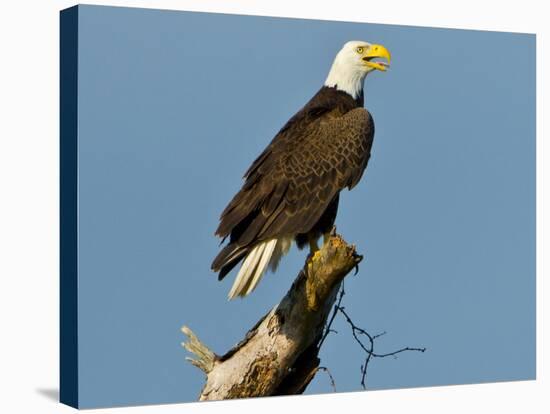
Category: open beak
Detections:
[{"x1": 363, "y1": 44, "x2": 391, "y2": 71}]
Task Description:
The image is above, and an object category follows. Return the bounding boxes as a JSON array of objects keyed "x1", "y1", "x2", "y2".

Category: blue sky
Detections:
[{"x1": 74, "y1": 5, "x2": 535, "y2": 408}]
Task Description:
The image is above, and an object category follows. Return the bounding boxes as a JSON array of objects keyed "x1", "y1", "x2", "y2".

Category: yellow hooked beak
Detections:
[{"x1": 362, "y1": 44, "x2": 391, "y2": 72}]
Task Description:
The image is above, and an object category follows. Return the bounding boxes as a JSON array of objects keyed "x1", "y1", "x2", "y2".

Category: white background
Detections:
[{"x1": 0, "y1": 0, "x2": 547, "y2": 412}]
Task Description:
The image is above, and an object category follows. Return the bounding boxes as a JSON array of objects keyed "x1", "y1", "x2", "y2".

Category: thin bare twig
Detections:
[
  {"x1": 317, "y1": 366, "x2": 337, "y2": 392},
  {"x1": 336, "y1": 305, "x2": 426, "y2": 389},
  {"x1": 319, "y1": 282, "x2": 426, "y2": 390}
]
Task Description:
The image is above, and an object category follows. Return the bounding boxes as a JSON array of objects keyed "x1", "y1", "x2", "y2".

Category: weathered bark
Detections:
[{"x1": 181, "y1": 232, "x2": 362, "y2": 401}]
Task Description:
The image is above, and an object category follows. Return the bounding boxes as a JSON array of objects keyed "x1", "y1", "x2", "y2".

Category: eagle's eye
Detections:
[{"x1": 356, "y1": 47, "x2": 364, "y2": 54}]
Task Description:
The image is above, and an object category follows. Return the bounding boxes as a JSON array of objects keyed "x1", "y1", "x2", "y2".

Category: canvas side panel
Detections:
[{"x1": 60, "y1": 5, "x2": 79, "y2": 409}]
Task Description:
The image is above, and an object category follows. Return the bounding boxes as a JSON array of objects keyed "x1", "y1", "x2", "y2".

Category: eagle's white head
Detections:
[{"x1": 324, "y1": 40, "x2": 391, "y2": 99}]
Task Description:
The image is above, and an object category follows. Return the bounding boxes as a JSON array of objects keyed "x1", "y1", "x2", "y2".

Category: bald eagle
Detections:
[{"x1": 212, "y1": 41, "x2": 391, "y2": 299}]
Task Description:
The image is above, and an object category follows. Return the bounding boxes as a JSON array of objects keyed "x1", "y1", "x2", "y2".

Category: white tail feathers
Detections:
[
  {"x1": 227, "y1": 238, "x2": 290, "y2": 300},
  {"x1": 269, "y1": 236, "x2": 292, "y2": 272}
]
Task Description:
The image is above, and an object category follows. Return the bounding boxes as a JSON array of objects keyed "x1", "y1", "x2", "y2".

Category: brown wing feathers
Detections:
[{"x1": 212, "y1": 88, "x2": 374, "y2": 280}]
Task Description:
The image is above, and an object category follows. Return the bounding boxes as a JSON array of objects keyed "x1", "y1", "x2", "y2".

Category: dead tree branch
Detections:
[
  {"x1": 181, "y1": 232, "x2": 425, "y2": 400},
  {"x1": 181, "y1": 232, "x2": 361, "y2": 400}
]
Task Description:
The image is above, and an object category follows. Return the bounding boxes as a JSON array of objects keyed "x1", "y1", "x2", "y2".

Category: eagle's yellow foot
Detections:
[
  {"x1": 306, "y1": 247, "x2": 322, "y2": 280},
  {"x1": 306, "y1": 237, "x2": 321, "y2": 268}
]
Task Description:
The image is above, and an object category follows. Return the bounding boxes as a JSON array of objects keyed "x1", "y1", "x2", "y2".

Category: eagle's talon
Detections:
[{"x1": 353, "y1": 254, "x2": 363, "y2": 275}]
